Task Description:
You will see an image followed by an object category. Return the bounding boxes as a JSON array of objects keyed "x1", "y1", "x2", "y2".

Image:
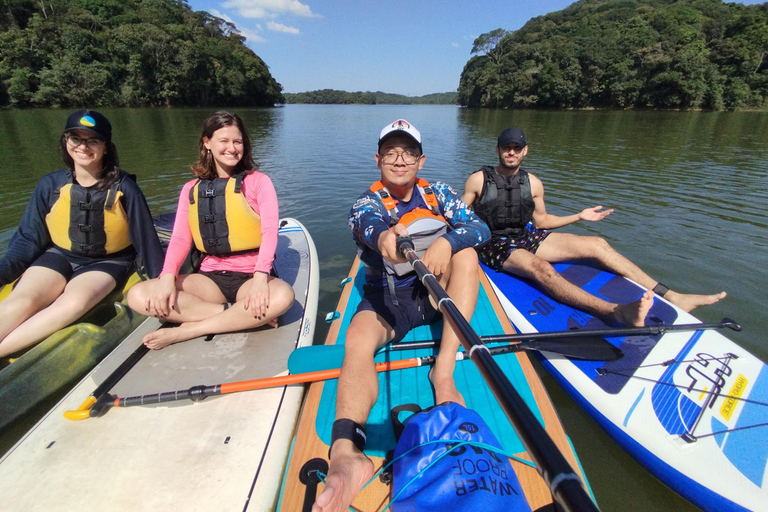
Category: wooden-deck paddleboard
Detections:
[
  {"x1": 0, "y1": 218, "x2": 319, "y2": 512},
  {"x1": 277, "y1": 257, "x2": 590, "y2": 511}
]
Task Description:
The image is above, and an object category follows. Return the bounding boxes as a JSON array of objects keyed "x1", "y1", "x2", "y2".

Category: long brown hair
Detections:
[
  {"x1": 59, "y1": 136, "x2": 120, "y2": 191},
  {"x1": 190, "y1": 111, "x2": 258, "y2": 180}
]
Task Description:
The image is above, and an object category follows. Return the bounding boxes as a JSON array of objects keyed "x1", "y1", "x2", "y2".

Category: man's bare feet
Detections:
[
  {"x1": 611, "y1": 290, "x2": 654, "y2": 327},
  {"x1": 313, "y1": 441, "x2": 373, "y2": 512},
  {"x1": 665, "y1": 290, "x2": 727, "y2": 313},
  {"x1": 429, "y1": 367, "x2": 466, "y2": 406}
]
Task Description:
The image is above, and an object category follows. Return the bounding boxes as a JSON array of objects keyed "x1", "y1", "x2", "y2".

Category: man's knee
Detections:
[{"x1": 452, "y1": 247, "x2": 478, "y2": 271}]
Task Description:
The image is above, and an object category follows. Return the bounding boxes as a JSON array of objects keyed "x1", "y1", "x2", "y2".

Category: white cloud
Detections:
[
  {"x1": 209, "y1": 9, "x2": 234, "y2": 24},
  {"x1": 239, "y1": 26, "x2": 267, "y2": 43},
  {"x1": 267, "y1": 21, "x2": 300, "y2": 34},
  {"x1": 222, "y1": 0, "x2": 319, "y2": 19},
  {"x1": 451, "y1": 42, "x2": 459, "y2": 48}
]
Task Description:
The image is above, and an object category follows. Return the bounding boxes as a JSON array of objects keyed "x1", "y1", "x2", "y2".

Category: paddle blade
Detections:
[
  {"x1": 63, "y1": 396, "x2": 97, "y2": 421},
  {"x1": 288, "y1": 344, "x2": 346, "y2": 374},
  {"x1": 520, "y1": 336, "x2": 624, "y2": 361}
]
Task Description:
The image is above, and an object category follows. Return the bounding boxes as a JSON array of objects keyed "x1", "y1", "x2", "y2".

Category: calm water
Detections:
[{"x1": 1, "y1": 106, "x2": 767, "y2": 511}]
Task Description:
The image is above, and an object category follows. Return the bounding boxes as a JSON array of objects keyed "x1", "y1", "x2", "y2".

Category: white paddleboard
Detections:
[{"x1": 0, "y1": 218, "x2": 319, "y2": 512}]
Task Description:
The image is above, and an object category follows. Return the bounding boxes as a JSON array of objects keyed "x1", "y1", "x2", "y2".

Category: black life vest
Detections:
[
  {"x1": 187, "y1": 174, "x2": 262, "y2": 256},
  {"x1": 45, "y1": 174, "x2": 131, "y2": 257},
  {"x1": 472, "y1": 166, "x2": 534, "y2": 237}
]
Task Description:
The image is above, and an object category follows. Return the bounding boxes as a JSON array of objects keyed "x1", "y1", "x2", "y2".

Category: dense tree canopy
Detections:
[
  {"x1": 0, "y1": 0, "x2": 284, "y2": 108},
  {"x1": 283, "y1": 90, "x2": 458, "y2": 105},
  {"x1": 459, "y1": 0, "x2": 768, "y2": 110}
]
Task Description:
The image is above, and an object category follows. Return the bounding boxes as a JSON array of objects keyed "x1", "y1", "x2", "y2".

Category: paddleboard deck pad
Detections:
[
  {"x1": 482, "y1": 260, "x2": 768, "y2": 512},
  {"x1": 0, "y1": 218, "x2": 319, "y2": 512},
  {"x1": 277, "y1": 258, "x2": 591, "y2": 511}
]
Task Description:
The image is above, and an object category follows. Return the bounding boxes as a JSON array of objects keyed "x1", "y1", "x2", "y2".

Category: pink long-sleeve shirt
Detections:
[{"x1": 161, "y1": 171, "x2": 279, "y2": 277}]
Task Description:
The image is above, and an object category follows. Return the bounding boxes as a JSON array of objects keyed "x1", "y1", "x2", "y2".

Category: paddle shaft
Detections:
[
  {"x1": 398, "y1": 237, "x2": 598, "y2": 512},
  {"x1": 64, "y1": 342, "x2": 150, "y2": 420},
  {"x1": 90, "y1": 341, "x2": 559, "y2": 414}
]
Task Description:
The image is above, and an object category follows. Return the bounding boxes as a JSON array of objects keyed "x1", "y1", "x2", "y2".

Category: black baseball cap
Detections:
[
  {"x1": 65, "y1": 109, "x2": 112, "y2": 143},
  {"x1": 497, "y1": 127, "x2": 526, "y2": 148}
]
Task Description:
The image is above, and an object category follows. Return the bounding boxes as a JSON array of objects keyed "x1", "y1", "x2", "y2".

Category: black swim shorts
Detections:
[
  {"x1": 199, "y1": 270, "x2": 254, "y2": 304},
  {"x1": 477, "y1": 227, "x2": 551, "y2": 271},
  {"x1": 30, "y1": 247, "x2": 134, "y2": 285},
  {"x1": 356, "y1": 282, "x2": 439, "y2": 344}
]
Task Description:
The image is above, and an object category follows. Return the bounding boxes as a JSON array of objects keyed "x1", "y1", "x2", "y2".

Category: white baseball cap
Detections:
[{"x1": 378, "y1": 119, "x2": 422, "y2": 152}]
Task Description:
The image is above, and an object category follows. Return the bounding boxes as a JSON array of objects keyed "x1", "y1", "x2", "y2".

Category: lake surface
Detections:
[{"x1": 1, "y1": 105, "x2": 767, "y2": 511}]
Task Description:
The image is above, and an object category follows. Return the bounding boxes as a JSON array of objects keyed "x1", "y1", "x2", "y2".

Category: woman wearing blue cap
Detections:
[{"x1": 0, "y1": 110, "x2": 164, "y2": 358}]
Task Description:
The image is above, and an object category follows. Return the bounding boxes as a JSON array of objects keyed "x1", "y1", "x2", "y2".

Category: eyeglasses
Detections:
[
  {"x1": 66, "y1": 134, "x2": 104, "y2": 150},
  {"x1": 380, "y1": 150, "x2": 421, "y2": 165}
]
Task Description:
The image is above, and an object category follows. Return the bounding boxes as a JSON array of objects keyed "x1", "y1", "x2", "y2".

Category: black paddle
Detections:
[
  {"x1": 64, "y1": 342, "x2": 149, "y2": 420},
  {"x1": 287, "y1": 335, "x2": 624, "y2": 375},
  {"x1": 396, "y1": 235, "x2": 599, "y2": 512}
]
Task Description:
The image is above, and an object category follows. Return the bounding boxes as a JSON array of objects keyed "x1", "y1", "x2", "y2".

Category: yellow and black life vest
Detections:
[
  {"x1": 45, "y1": 176, "x2": 131, "y2": 257},
  {"x1": 370, "y1": 178, "x2": 448, "y2": 277},
  {"x1": 187, "y1": 174, "x2": 262, "y2": 256}
]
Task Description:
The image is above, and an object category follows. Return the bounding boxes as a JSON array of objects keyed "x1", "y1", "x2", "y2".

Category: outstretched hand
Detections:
[{"x1": 579, "y1": 205, "x2": 614, "y2": 222}]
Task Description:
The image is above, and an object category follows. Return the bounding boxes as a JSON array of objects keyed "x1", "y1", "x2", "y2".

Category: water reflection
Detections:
[{"x1": 0, "y1": 105, "x2": 766, "y2": 511}]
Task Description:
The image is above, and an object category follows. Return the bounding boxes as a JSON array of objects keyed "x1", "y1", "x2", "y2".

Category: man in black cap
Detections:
[{"x1": 462, "y1": 127, "x2": 726, "y2": 326}]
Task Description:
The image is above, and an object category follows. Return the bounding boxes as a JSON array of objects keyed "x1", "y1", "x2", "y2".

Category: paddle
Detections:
[
  {"x1": 288, "y1": 336, "x2": 624, "y2": 374},
  {"x1": 63, "y1": 342, "x2": 149, "y2": 420},
  {"x1": 396, "y1": 236, "x2": 598, "y2": 512},
  {"x1": 66, "y1": 337, "x2": 611, "y2": 420}
]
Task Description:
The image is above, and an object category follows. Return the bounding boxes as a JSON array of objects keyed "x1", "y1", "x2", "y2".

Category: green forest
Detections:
[
  {"x1": 283, "y1": 90, "x2": 458, "y2": 105},
  {"x1": 0, "y1": 0, "x2": 284, "y2": 108},
  {"x1": 459, "y1": 0, "x2": 768, "y2": 110}
]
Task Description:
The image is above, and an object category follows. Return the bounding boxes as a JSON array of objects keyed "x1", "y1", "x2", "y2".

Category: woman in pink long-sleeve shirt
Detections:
[{"x1": 127, "y1": 111, "x2": 294, "y2": 349}]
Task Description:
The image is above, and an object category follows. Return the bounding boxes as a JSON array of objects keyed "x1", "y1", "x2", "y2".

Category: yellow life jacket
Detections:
[
  {"x1": 369, "y1": 178, "x2": 448, "y2": 277},
  {"x1": 45, "y1": 177, "x2": 131, "y2": 257},
  {"x1": 187, "y1": 174, "x2": 261, "y2": 256}
]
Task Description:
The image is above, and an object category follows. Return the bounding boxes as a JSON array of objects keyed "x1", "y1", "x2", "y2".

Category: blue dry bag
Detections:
[{"x1": 390, "y1": 402, "x2": 532, "y2": 512}]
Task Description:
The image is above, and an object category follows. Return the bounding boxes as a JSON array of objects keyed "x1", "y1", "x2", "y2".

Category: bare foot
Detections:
[
  {"x1": 665, "y1": 290, "x2": 727, "y2": 313},
  {"x1": 143, "y1": 326, "x2": 188, "y2": 350},
  {"x1": 611, "y1": 290, "x2": 654, "y2": 327},
  {"x1": 429, "y1": 367, "x2": 466, "y2": 406},
  {"x1": 313, "y1": 441, "x2": 373, "y2": 512}
]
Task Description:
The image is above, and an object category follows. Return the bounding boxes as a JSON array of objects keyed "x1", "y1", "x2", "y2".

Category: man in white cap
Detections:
[
  {"x1": 462, "y1": 127, "x2": 726, "y2": 326},
  {"x1": 313, "y1": 119, "x2": 490, "y2": 512}
]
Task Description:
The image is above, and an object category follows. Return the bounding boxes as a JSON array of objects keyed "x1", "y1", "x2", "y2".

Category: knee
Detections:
[
  {"x1": 527, "y1": 256, "x2": 559, "y2": 281},
  {"x1": 126, "y1": 280, "x2": 151, "y2": 311},
  {"x1": 453, "y1": 247, "x2": 479, "y2": 272},
  {"x1": 270, "y1": 279, "x2": 295, "y2": 312}
]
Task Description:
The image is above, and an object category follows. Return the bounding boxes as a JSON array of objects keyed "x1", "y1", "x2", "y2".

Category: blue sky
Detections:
[{"x1": 185, "y1": 0, "x2": 766, "y2": 97}]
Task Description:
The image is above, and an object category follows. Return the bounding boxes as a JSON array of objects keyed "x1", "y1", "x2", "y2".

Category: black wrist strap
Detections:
[
  {"x1": 329, "y1": 419, "x2": 366, "y2": 458},
  {"x1": 652, "y1": 282, "x2": 669, "y2": 297}
]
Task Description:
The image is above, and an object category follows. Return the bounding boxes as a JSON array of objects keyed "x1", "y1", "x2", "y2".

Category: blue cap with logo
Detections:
[{"x1": 65, "y1": 109, "x2": 112, "y2": 143}]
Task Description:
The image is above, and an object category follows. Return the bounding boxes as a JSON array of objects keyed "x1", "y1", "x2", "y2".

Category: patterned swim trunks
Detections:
[{"x1": 477, "y1": 227, "x2": 550, "y2": 271}]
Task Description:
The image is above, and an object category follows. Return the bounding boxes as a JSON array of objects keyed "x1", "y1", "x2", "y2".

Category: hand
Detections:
[
  {"x1": 378, "y1": 224, "x2": 409, "y2": 264},
  {"x1": 243, "y1": 272, "x2": 270, "y2": 319},
  {"x1": 579, "y1": 205, "x2": 613, "y2": 222},
  {"x1": 145, "y1": 274, "x2": 177, "y2": 318},
  {"x1": 421, "y1": 237, "x2": 452, "y2": 276}
]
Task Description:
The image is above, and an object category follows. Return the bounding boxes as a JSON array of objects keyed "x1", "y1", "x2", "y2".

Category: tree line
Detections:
[
  {"x1": 0, "y1": 0, "x2": 284, "y2": 108},
  {"x1": 283, "y1": 90, "x2": 458, "y2": 105},
  {"x1": 459, "y1": 0, "x2": 768, "y2": 110}
]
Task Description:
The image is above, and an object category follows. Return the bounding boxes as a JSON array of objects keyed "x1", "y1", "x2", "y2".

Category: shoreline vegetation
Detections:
[
  {"x1": 1, "y1": 0, "x2": 766, "y2": 111},
  {"x1": 0, "y1": 0, "x2": 284, "y2": 108},
  {"x1": 458, "y1": 0, "x2": 768, "y2": 111}
]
